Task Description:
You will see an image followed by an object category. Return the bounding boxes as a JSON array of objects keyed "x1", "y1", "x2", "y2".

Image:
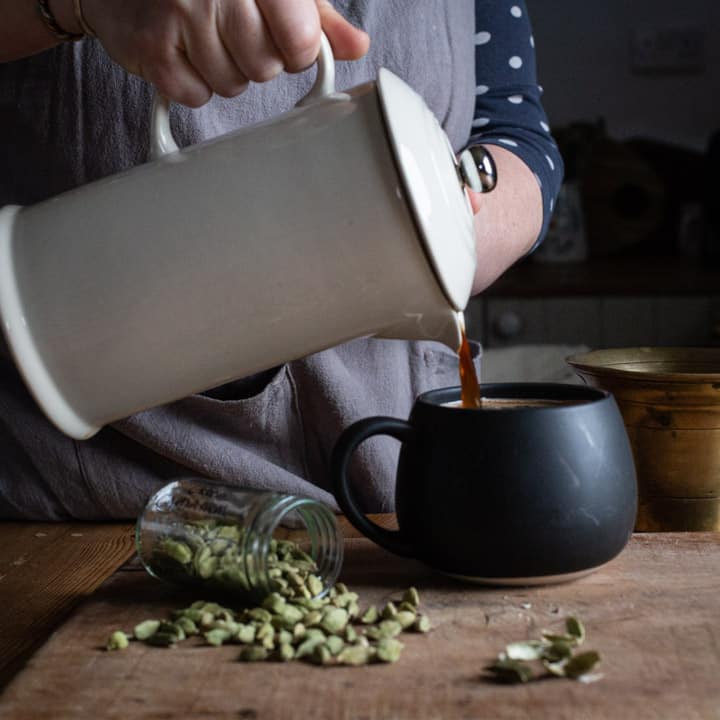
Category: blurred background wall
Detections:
[{"x1": 527, "y1": 0, "x2": 720, "y2": 151}]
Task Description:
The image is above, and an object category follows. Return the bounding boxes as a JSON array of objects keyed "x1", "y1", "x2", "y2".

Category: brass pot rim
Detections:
[{"x1": 566, "y1": 347, "x2": 720, "y2": 384}]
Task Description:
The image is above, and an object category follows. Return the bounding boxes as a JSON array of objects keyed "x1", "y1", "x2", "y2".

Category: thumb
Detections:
[{"x1": 316, "y1": 1, "x2": 370, "y2": 60}]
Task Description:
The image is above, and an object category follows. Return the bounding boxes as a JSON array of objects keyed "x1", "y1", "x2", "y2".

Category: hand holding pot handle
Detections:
[
  {"x1": 150, "y1": 31, "x2": 338, "y2": 161},
  {"x1": 331, "y1": 417, "x2": 416, "y2": 557}
]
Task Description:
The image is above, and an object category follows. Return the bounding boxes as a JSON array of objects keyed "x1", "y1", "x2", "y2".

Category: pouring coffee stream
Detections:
[{"x1": 457, "y1": 313, "x2": 481, "y2": 408}]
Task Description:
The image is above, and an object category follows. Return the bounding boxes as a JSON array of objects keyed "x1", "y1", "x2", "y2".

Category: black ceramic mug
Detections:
[{"x1": 331, "y1": 384, "x2": 637, "y2": 584}]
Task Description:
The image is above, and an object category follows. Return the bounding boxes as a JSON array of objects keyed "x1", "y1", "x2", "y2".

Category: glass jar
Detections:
[{"x1": 136, "y1": 478, "x2": 343, "y2": 602}]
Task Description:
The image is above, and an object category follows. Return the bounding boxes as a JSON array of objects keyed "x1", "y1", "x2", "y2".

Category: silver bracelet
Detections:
[
  {"x1": 73, "y1": 0, "x2": 96, "y2": 37},
  {"x1": 36, "y1": 0, "x2": 83, "y2": 42}
]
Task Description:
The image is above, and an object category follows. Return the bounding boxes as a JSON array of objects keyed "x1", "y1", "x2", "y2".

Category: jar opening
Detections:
[{"x1": 245, "y1": 495, "x2": 343, "y2": 600}]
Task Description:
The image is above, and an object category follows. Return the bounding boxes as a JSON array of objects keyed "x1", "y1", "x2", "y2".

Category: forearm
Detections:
[
  {"x1": 0, "y1": 0, "x2": 79, "y2": 62},
  {"x1": 469, "y1": 145, "x2": 542, "y2": 295}
]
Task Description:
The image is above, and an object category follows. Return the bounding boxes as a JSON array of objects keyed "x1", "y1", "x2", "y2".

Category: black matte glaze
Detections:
[{"x1": 332, "y1": 383, "x2": 637, "y2": 580}]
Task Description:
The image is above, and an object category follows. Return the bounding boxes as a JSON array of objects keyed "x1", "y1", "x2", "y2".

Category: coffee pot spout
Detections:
[{"x1": 376, "y1": 308, "x2": 463, "y2": 352}]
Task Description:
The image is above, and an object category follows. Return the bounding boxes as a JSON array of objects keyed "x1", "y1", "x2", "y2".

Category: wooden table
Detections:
[{"x1": 1, "y1": 521, "x2": 719, "y2": 719}]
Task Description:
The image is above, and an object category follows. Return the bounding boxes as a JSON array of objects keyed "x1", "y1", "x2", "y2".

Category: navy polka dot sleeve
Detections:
[{"x1": 471, "y1": 1, "x2": 564, "y2": 251}]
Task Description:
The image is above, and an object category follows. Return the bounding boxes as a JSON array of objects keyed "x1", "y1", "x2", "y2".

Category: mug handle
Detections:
[
  {"x1": 149, "y1": 32, "x2": 337, "y2": 161},
  {"x1": 331, "y1": 417, "x2": 416, "y2": 558}
]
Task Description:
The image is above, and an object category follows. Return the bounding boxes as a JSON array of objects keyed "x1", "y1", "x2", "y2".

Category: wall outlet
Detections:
[{"x1": 631, "y1": 25, "x2": 705, "y2": 73}]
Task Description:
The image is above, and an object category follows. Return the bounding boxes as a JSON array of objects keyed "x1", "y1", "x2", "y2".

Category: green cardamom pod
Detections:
[
  {"x1": 256, "y1": 622, "x2": 274, "y2": 642},
  {"x1": 238, "y1": 645, "x2": 269, "y2": 662},
  {"x1": 157, "y1": 538, "x2": 193, "y2": 565},
  {"x1": 320, "y1": 607, "x2": 349, "y2": 635},
  {"x1": 366, "y1": 620, "x2": 402, "y2": 640},
  {"x1": 565, "y1": 617, "x2": 586, "y2": 645},
  {"x1": 145, "y1": 632, "x2": 178, "y2": 647},
  {"x1": 204, "y1": 628, "x2": 233, "y2": 646},
  {"x1": 326, "y1": 635, "x2": 345, "y2": 655},
  {"x1": 541, "y1": 640, "x2": 573, "y2": 663},
  {"x1": 278, "y1": 604, "x2": 305, "y2": 627},
  {"x1": 295, "y1": 635, "x2": 326, "y2": 659},
  {"x1": 360, "y1": 606, "x2": 379, "y2": 624},
  {"x1": 374, "y1": 637, "x2": 404, "y2": 663},
  {"x1": 306, "y1": 574, "x2": 323, "y2": 597},
  {"x1": 310, "y1": 644, "x2": 334, "y2": 666},
  {"x1": 505, "y1": 641, "x2": 545, "y2": 661},
  {"x1": 174, "y1": 616, "x2": 199, "y2": 636},
  {"x1": 402, "y1": 587, "x2": 420, "y2": 607},
  {"x1": 486, "y1": 659, "x2": 534, "y2": 683},
  {"x1": 337, "y1": 644, "x2": 372, "y2": 666},
  {"x1": 106, "y1": 631, "x2": 129, "y2": 651},
  {"x1": 564, "y1": 651, "x2": 601, "y2": 679},
  {"x1": 133, "y1": 620, "x2": 161, "y2": 640},
  {"x1": 276, "y1": 643, "x2": 295, "y2": 662},
  {"x1": 234, "y1": 624, "x2": 257, "y2": 644},
  {"x1": 381, "y1": 602, "x2": 398, "y2": 620},
  {"x1": 395, "y1": 611, "x2": 416, "y2": 630},
  {"x1": 261, "y1": 592, "x2": 286, "y2": 615}
]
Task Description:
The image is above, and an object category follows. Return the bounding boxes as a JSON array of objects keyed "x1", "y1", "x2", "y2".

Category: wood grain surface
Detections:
[
  {"x1": 0, "y1": 515, "x2": 388, "y2": 690},
  {"x1": 0, "y1": 522, "x2": 136, "y2": 689},
  {"x1": 2, "y1": 532, "x2": 719, "y2": 720}
]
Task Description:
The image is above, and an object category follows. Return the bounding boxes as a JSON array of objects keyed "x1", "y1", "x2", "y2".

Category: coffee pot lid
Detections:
[{"x1": 376, "y1": 68, "x2": 477, "y2": 311}]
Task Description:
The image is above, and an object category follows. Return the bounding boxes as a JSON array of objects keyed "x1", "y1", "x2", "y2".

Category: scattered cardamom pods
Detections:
[
  {"x1": 108, "y1": 533, "x2": 433, "y2": 669},
  {"x1": 486, "y1": 616, "x2": 601, "y2": 684}
]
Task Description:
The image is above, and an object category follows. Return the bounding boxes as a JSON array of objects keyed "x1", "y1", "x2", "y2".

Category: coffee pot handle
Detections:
[
  {"x1": 331, "y1": 417, "x2": 416, "y2": 558},
  {"x1": 149, "y1": 32, "x2": 337, "y2": 161}
]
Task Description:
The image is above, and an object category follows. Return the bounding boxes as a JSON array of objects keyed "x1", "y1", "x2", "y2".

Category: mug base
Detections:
[{"x1": 445, "y1": 563, "x2": 606, "y2": 587}]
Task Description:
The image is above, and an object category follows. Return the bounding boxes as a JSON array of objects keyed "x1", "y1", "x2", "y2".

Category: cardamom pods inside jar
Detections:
[{"x1": 136, "y1": 478, "x2": 343, "y2": 602}]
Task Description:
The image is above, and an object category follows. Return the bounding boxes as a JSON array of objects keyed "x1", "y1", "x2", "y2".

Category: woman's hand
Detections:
[{"x1": 65, "y1": 0, "x2": 370, "y2": 106}]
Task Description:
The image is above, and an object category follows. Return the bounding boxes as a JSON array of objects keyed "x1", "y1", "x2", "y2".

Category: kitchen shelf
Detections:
[{"x1": 485, "y1": 256, "x2": 720, "y2": 297}]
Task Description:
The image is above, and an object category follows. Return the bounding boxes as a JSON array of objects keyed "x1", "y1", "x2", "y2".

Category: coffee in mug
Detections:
[{"x1": 443, "y1": 398, "x2": 583, "y2": 409}]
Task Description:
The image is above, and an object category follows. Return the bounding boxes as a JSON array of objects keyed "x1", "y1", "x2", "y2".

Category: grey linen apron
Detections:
[{"x1": 0, "y1": 0, "x2": 479, "y2": 519}]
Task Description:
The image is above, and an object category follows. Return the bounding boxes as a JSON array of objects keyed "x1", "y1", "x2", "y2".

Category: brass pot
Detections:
[{"x1": 567, "y1": 347, "x2": 720, "y2": 531}]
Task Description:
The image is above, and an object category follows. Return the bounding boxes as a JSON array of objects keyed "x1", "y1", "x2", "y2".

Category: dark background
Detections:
[{"x1": 468, "y1": 1, "x2": 720, "y2": 356}]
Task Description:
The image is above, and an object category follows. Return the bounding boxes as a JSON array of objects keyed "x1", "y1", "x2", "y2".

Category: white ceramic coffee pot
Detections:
[{"x1": 0, "y1": 35, "x2": 495, "y2": 440}]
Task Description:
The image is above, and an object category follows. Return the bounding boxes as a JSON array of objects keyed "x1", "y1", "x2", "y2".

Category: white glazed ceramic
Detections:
[{"x1": 0, "y1": 35, "x2": 477, "y2": 440}]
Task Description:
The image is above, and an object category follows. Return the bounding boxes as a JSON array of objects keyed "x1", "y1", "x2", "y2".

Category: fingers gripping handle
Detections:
[
  {"x1": 296, "y1": 32, "x2": 336, "y2": 106},
  {"x1": 331, "y1": 417, "x2": 416, "y2": 558},
  {"x1": 150, "y1": 93, "x2": 179, "y2": 160},
  {"x1": 149, "y1": 31, "x2": 337, "y2": 161}
]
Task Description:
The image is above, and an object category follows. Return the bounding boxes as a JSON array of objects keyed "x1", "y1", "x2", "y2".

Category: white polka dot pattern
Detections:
[{"x1": 470, "y1": 0, "x2": 563, "y2": 251}]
